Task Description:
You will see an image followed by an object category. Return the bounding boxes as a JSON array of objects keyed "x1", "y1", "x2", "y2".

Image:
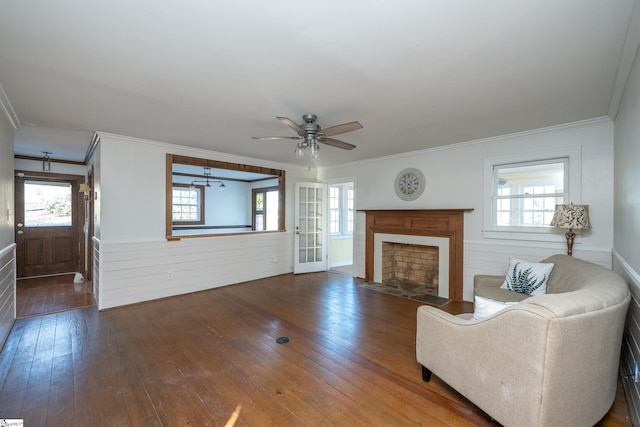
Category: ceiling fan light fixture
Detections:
[
  {"x1": 253, "y1": 114, "x2": 361, "y2": 159},
  {"x1": 309, "y1": 141, "x2": 319, "y2": 159}
]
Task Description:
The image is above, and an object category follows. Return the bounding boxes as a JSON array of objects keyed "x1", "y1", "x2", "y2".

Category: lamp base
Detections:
[{"x1": 565, "y1": 229, "x2": 576, "y2": 256}]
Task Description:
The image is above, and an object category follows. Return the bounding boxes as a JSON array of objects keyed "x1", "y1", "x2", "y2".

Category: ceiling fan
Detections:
[{"x1": 252, "y1": 114, "x2": 362, "y2": 158}]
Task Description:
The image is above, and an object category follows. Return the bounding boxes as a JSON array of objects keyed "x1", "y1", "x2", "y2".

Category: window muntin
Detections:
[
  {"x1": 493, "y1": 159, "x2": 567, "y2": 230},
  {"x1": 172, "y1": 184, "x2": 204, "y2": 224}
]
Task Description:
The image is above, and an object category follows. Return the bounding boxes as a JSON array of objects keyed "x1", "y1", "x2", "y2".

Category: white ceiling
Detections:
[{"x1": 1, "y1": 1, "x2": 637, "y2": 167}]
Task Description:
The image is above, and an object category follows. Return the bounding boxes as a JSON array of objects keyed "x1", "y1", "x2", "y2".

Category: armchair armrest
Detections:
[
  {"x1": 473, "y1": 274, "x2": 504, "y2": 292},
  {"x1": 416, "y1": 303, "x2": 551, "y2": 425}
]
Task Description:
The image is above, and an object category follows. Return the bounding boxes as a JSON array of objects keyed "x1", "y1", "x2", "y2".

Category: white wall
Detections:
[
  {"x1": 319, "y1": 118, "x2": 615, "y2": 301},
  {"x1": 93, "y1": 132, "x2": 316, "y2": 309},
  {"x1": 0, "y1": 111, "x2": 15, "y2": 349},
  {"x1": 329, "y1": 237, "x2": 353, "y2": 266},
  {"x1": 613, "y1": 31, "x2": 640, "y2": 425},
  {"x1": 204, "y1": 181, "x2": 249, "y2": 226}
]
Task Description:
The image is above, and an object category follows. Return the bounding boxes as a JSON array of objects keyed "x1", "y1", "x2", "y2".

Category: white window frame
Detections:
[
  {"x1": 329, "y1": 185, "x2": 341, "y2": 234},
  {"x1": 483, "y1": 147, "x2": 581, "y2": 242},
  {"x1": 329, "y1": 183, "x2": 354, "y2": 238}
]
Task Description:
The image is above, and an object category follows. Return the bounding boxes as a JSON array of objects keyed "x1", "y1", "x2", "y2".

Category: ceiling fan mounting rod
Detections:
[
  {"x1": 302, "y1": 113, "x2": 321, "y2": 136},
  {"x1": 302, "y1": 113, "x2": 317, "y2": 123}
]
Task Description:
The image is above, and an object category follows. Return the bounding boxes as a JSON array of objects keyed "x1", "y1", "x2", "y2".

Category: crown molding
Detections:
[
  {"x1": 84, "y1": 132, "x2": 100, "y2": 164},
  {"x1": 0, "y1": 81, "x2": 20, "y2": 130}
]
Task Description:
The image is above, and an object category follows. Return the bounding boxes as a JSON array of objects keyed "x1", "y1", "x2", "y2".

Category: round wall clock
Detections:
[{"x1": 394, "y1": 168, "x2": 425, "y2": 201}]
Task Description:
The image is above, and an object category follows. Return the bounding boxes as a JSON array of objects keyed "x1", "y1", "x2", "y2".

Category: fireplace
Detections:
[
  {"x1": 374, "y1": 233, "x2": 449, "y2": 299},
  {"x1": 381, "y1": 243, "x2": 438, "y2": 285},
  {"x1": 361, "y1": 209, "x2": 473, "y2": 302}
]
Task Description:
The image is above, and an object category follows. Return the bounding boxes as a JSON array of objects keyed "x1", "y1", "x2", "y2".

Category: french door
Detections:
[{"x1": 294, "y1": 182, "x2": 327, "y2": 274}]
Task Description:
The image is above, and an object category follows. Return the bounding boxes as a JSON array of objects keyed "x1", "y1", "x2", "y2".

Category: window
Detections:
[
  {"x1": 172, "y1": 184, "x2": 204, "y2": 224},
  {"x1": 494, "y1": 159, "x2": 566, "y2": 228},
  {"x1": 346, "y1": 185, "x2": 354, "y2": 233},
  {"x1": 483, "y1": 147, "x2": 581, "y2": 241},
  {"x1": 329, "y1": 186, "x2": 340, "y2": 233},
  {"x1": 252, "y1": 187, "x2": 279, "y2": 231},
  {"x1": 24, "y1": 181, "x2": 72, "y2": 226},
  {"x1": 329, "y1": 183, "x2": 354, "y2": 235}
]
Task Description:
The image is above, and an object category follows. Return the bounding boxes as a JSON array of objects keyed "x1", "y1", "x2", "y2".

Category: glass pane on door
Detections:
[
  {"x1": 294, "y1": 182, "x2": 327, "y2": 273},
  {"x1": 24, "y1": 181, "x2": 72, "y2": 227}
]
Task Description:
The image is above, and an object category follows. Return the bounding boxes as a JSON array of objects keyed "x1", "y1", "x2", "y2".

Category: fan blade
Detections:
[
  {"x1": 321, "y1": 121, "x2": 363, "y2": 137},
  {"x1": 251, "y1": 136, "x2": 302, "y2": 140},
  {"x1": 276, "y1": 116, "x2": 304, "y2": 134},
  {"x1": 319, "y1": 137, "x2": 356, "y2": 150}
]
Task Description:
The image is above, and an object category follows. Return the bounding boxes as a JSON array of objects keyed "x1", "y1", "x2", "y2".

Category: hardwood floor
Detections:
[
  {"x1": 16, "y1": 274, "x2": 96, "y2": 319},
  {"x1": 0, "y1": 271, "x2": 631, "y2": 426}
]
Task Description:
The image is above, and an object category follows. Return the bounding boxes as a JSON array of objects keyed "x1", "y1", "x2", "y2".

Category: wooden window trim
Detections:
[
  {"x1": 252, "y1": 186, "x2": 279, "y2": 231},
  {"x1": 166, "y1": 154, "x2": 286, "y2": 240}
]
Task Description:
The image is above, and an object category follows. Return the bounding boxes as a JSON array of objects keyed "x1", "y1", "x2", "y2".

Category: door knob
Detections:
[
  {"x1": 17, "y1": 222, "x2": 23, "y2": 228},
  {"x1": 17, "y1": 230, "x2": 23, "y2": 234}
]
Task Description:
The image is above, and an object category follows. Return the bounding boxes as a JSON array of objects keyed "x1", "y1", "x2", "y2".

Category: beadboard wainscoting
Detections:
[
  {"x1": 463, "y1": 241, "x2": 612, "y2": 302},
  {"x1": 0, "y1": 243, "x2": 16, "y2": 350},
  {"x1": 98, "y1": 232, "x2": 294, "y2": 310},
  {"x1": 615, "y1": 250, "x2": 640, "y2": 427},
  {"x1": 93, "y1": 237, "x2": 101, "y2": 308}
]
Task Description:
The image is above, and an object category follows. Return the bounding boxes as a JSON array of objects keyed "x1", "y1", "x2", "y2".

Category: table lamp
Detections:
[{"x1": 550, "y1": 204, "x2": 591, "y2": 256}]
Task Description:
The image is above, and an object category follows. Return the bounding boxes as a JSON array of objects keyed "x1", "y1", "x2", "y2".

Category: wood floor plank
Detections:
[
  {"x1": 0, "y1": 271, "x2": 632, "y2": 426},
  {"x1": 16, "y1": 274, "x2": 95, "y2": 319}
]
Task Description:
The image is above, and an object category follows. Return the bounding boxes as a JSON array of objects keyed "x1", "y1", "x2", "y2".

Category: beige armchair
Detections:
[{"x1": 416, "y1": 255, "x2": 630, "y2": 427}]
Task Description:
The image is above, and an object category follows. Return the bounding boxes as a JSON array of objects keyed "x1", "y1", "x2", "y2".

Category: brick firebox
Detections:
[{"x1": 382, "y1": 242, "x2": 439, "y2": 294}]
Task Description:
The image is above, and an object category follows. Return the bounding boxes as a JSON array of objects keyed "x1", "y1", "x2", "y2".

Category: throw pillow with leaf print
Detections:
[{"x1": 500, "y1": 257, "x2": 554, "y2": 296}]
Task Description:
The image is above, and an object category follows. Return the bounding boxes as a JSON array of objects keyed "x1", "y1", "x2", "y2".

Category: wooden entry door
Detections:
[{"x1": 15, "y1": 171, "x2": 84, "y2": 278}]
